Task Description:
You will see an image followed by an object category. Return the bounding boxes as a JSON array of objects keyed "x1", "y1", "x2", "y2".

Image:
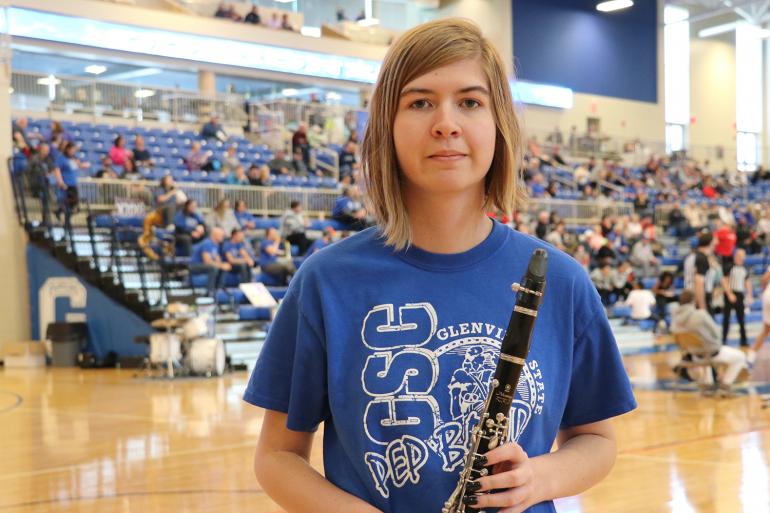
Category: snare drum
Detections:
[
  {"x1": 187, "y1": 338, "x2": 226, "y2": 376},
  {"x1": 149, "y1": 333, "x2": 182, "y2": 365}
]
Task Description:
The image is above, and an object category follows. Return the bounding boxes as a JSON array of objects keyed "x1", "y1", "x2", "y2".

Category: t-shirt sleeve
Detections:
[
  {"x1": 695, "y1": 253, "x2": 709, "y2": 276},
  {"x1": 561, "y1": 282, "x2": 637, "y2": 428},
  {"x1": 242, "y1": 284, "x2": 330, "y2": 432}
]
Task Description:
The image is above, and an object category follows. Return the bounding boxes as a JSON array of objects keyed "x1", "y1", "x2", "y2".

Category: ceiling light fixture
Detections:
[
  {"x1": 134, "y1": 89, "x2": 155, "y2": 98},
  {"x1": 596, "y1": 0, "x2": 633, "y2": 13},
  {"x1": 84, "y1": 64, "x2": 107, "y2": 75},
  {"x1": 36, "y1": 75, "x2": 61, "y2": 86},
  {"x1": 698, "y1": 22, "x2": 738, "y2": 37}
]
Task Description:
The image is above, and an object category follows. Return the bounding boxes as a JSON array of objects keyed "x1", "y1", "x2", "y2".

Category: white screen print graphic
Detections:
[
  {"x1": 39, "y1": 277, "x2": 87, "y2": 340},
  {"x1": 359, "y1": 303, "x2": 545, "y2": 499}
]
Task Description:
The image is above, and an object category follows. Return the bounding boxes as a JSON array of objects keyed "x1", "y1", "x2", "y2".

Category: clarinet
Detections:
[{"x1": 443, "y1": 248, "x2": 548, "y2": 513}]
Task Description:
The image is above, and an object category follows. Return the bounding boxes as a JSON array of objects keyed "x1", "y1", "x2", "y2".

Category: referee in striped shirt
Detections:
[{"x1": 722, "y1": 248, "x2": 753, "y2": 346}]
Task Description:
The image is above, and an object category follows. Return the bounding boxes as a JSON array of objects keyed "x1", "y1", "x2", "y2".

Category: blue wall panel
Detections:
[{"x1": 513, "y1": 0, "x2": 657, "y2": 103}]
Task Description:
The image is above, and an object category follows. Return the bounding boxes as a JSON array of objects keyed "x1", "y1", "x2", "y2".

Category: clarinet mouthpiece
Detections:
[{"x1": 527, "y1": 248, "x2": 548, "y2": 280}]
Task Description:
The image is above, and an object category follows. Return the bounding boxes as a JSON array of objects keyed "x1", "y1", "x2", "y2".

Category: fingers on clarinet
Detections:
[
  {"x1": 484, "y1": 441, "x2": 527, "y2": 466},
  {"x1": 474, "y1": 467, "x2": 529, "y2": 492},
  {"x1": 470, "y1": 486, "x2": 528, "y2": 509}
]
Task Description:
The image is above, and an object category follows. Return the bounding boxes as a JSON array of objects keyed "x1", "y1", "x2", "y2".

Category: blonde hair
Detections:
[{"x1": 361, "y1": 17, "x2": 526, "y2": 250}]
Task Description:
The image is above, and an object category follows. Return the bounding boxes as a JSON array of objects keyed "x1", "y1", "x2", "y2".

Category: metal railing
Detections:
[
  {"x1": 254, "y1": 99, "x2": 364, "y2": 146},
  {"x1": 11, "y1": 71, "x2": 248, "y2": 127},
  {"x1": 78, "y1": 178, "x2": 341, "y2": 217},
  {"x1": 523, "y1": 198, "x2": 634, "y2": 226},
  {"x1": 78, "y1": 178, "x2": 632, "y2": 225}
]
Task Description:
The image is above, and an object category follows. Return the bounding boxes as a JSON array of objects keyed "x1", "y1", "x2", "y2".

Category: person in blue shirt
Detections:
[
  {"x1": 258, "y1": 227, "x2": 295, "y2": 286},
  {"x1": 173, "y1": 199, "x2": 206, "y2": 256},
  {"x1": 52, "y1": 141, "x2": 85, "y2": 219},
  {"x1": 332, "y1": 185, "x2": 372, "y2": 231},
  {"x1": 222, "y1": 228, "x2": 255, "y2": 284},
  {"x1": 244, "y1": 19, "x2": 636, "y2": 513},
  {"x1": 306, "y1": 226, "x2": 336, "y2": 255},
  {"x1": 189, "y1": 227, "x2": 231, "y2": 296}
]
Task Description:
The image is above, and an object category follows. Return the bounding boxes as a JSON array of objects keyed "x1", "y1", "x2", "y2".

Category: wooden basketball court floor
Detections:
[{"x1": 2, "y1": 331, "x2": 770, "y2": 513}]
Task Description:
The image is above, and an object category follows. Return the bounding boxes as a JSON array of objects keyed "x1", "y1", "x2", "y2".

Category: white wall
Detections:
[
  {"x1": 436, "y1": 0, "x2": 514, "y2": 77},
  {"x1": 689, "y1": 37, "x2": 737, "y2": 169}
]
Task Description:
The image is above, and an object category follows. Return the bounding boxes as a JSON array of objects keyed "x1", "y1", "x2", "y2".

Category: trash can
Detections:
[{"x1": 46, "y1": 322, "x2": 88, "y2": 367}]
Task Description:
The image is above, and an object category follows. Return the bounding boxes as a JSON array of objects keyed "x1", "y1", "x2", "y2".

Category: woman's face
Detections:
[{"x1": 393, "y1": 59, "x2": 496, "y2": 201}]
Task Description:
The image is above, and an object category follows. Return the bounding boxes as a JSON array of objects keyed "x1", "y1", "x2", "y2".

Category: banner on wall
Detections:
[{"x1": 27, "y1": 245, "x2": 151, "y2": 359}]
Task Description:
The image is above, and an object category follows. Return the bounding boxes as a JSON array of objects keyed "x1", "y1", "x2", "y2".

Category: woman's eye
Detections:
[
  {"x1": 410, "y1": 99, "x2": 431, "y2": 110},
  {"x1": 461, "y1": 98, "x2": 481, "y2": 109}
]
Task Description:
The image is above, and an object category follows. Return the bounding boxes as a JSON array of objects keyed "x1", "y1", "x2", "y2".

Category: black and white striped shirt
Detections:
[
  {"x1": 683, "y1": 252, "x2": 696, "y2": 290},
  {"x1": 725, "y1": 264, "x2": 749, "y2": 293}
]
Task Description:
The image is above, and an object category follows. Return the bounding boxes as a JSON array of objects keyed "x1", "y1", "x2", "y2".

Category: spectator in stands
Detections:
[
  {"x1": 292, "y1": 123, "x2": 310, "y2": 167},
  {"x1": 722, "y1": 248, "x2": 752, "y2": 346},
  {"x1": 226, "y1": 165, "x2": 250, "y2": 186},
  {"x1": 95, "y1": 156, "x2": 119, "y2": 179},
  {"x1": 174, "y1": 199, "x2": 206, "y2": 256},
  {"x1": 248, "y1": 164, "x2": 271, "y2": 186},
  {"x1": 550, "y1": 146, "x2": 566, "y2": 166},
  {"x1": 190, "y1": 227, "x2": 231, "y2": 296},
  {"x1": 339, "y1": 140, "x2": 359, "y2": 181},
  {"x1": 214, "y1": 2, "x2": 229, "y2": 18},
  {"x1": 280, "y1": 13, "x2": 293, "y2": 31},
  {"x1": 307, "y1": 226, "x2": 335, "y2": 255},
  {"x1": 613, "y1": 261, "x2": 634, "y2": 301},
  {"x1": 735, "y1": 215, "x2": 758, "y2": 254},
  {"x1": 545, "y1": 221, "x2": 567, "y2": 251},
  {"x1": 671, "y1": 289, "x2": 747, "y2": 387},
  {"x1": 630, "y1": 236, "x2": 660, "y2": 279},
  {"x1": 291, "y1": 148, "x2": 310, "y2": 176},
  {"x1": 108, "y1": 135, "x2": 132, "y2": 168},
  {"x1": 244, "y1": 5, "x2": 261, "y2": 24},
  {"x1": 155, "y1": 175, "x2": 187, "y2": 227},
  {"x1": 12, "y1": 117, "x2": 34, "y2": 156},
  {"x1": 132, "y1": 135, "x2": 153, "y2": 168},
  {"x1": 53, "y1": 142, "x2": 85, "y2": 218},
  {"x1": 267, "y1": 150, "x2": 293, "y2": 175},
  {"x1": 48, "y1": 120, "x2": 70, "y2": 150},
  {"x1": 590, "y1": 263, "x2": 617, "y2": 306},
  {"x1": 652, "y1": 271, "x2": 677, "y2": 330},
  {"x1": 206, "y1": 198, "x2": 241, "y2": 235},
  {"x1": 713, "y1": 219, "x2": 737, "y2": 270},
  {"x1": 234, "y1": 199, "x2": 257, "y2": 232},
  {"x1": 186, "y1": 141, "x2": 211, "y2": 172},
  {"x1": 667, "y1": 203, "x2": 692, "y2": 240},
  {"x1": 266, "y1": 12, "x2": 281, "y2": 29},
  {"x1": 534, "y1": 211, "x2": 550, "y2": 240},
  {"x1": 26, "y1": 142, "x2": 54, "y2": 201},
  {"x1": 259, "y1": 227, "x2": 295, "y2": 285},
  {"x1": 758, "y1": 208, "x2": 770, "y2": 248},
  {"x1": 201, "y1": 115, "x2": 227, "y2": 142},
  {"x1": 223, "y1": 228, "x2": 255, "y2": 284},
  {"x1": 280, "y1": 200, "x2": 312, "y2": 255},
  {"x1": 623, "y1": 280, "x2": 656, "y2": 322},
  {"x1": 222, "y1": 144, "x2": 240, "y2": 174},
  {"x1": 332, "y1": 186, "x2": 370, "y2": 230}
]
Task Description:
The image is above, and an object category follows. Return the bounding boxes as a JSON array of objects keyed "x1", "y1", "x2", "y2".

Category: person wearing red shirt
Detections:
[{"x1": 714, "y1": 219, "x2": 737, "y2": 269}]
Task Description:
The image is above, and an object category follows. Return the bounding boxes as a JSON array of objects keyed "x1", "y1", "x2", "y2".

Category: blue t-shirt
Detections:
[
  {"x1": 190, "y1": 238, "x2": 221, "y2": 265},
  {"x1": 259, "y1": 239, "x2": 280, "y2": 267},
  {"x1": 243, "y1": 221, "x2": 636, "y2": 513},
  {"x1": 55, "y1": 153, "x2": 78, "y2": 187},
  {"x1": 307, "y1": 237, "x2": 329, "y2": 254},
  {"x1": 174, "y1": 211, "x2": 204, "y2": 234},
  {"x1": 332, "y1": 196, "x2": 355, "y2": 217},
  {"x1": 223, "y1": 239, "x2": 253, "y2": 261},
  {"x1": 235, "y1": 210, "x2": 256, "y2": 228}
]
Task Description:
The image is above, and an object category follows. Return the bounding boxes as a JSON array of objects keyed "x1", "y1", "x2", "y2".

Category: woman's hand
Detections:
[{"x1": 463, "y1": 442, "x2": 541, "y2": 513}]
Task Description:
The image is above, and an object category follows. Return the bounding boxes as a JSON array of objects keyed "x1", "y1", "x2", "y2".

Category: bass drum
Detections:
[
  {"x1": 187, "y1": 338, "x2": 226, "y2": 376},
  {"x1": 149, "y1": 333, "x2": 182, "y2": 365}
]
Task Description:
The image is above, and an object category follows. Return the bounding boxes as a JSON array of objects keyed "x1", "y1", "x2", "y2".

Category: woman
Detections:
[
  {"x1": 245, "y1": 19, "x2": 635, "y2": 513},
  {"x1": 108, "y1": 135, "x2": 132, "y2": 168},
  {"x1": 173, "y1": 199, "x2": 206, "y2": 256},
  {"x1": 206, "y1": 198, "x2": 241, "y2": 235}
]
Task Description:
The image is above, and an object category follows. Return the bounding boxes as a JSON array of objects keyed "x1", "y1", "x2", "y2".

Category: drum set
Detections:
[{"x1": 143, "y1": 303, "x2": 226, "y2": 378}]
